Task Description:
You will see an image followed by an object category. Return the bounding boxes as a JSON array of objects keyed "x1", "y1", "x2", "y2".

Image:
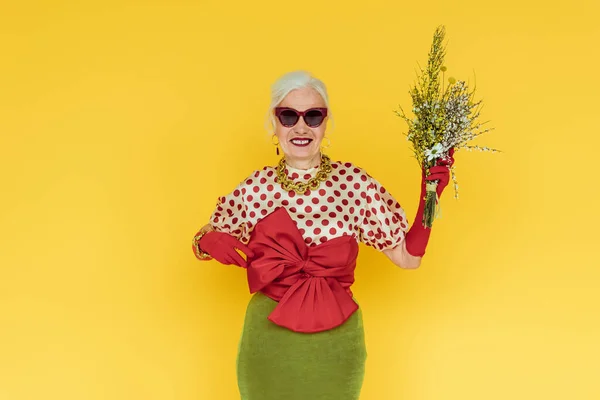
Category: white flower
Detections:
[{"x1": 424, "y1": 143, "x2": 444, "y2": 162}]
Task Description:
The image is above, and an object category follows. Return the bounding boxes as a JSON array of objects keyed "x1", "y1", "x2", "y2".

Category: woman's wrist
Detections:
[{"x1": 192, "y1": 225, "x2": 215, "y2": 260}]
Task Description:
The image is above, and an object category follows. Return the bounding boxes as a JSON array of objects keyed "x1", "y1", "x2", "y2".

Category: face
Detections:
[{"x1": 274, "y1": 87, "x2": 328, "y2": 167}]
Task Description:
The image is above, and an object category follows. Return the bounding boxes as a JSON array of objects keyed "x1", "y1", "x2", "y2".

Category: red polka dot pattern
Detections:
[{"x1": 207, "y1": 161, "x2": 408, "y2": 249}]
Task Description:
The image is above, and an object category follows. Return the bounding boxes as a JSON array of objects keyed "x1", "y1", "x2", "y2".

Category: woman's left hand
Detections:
[
  {"x1": 422, "y1": 148, "x2": 455, "y2": 199},
  {"x1": 402, "y1": 148, "x2": 456, "y2": 260}
]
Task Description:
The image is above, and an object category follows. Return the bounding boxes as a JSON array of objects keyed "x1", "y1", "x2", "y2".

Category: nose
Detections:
[{"x1": 293, "y1": 116, "x2": 310, "y2": 133}]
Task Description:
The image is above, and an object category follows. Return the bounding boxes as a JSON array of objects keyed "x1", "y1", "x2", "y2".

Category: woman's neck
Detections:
[{"x1": 285, "y1": 153, "x2": 321, "y2": 170}]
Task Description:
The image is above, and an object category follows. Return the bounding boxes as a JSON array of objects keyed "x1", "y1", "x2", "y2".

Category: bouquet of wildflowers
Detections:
[{"x1": 395, "y1": 25, "x2": 499, "y2": 228}]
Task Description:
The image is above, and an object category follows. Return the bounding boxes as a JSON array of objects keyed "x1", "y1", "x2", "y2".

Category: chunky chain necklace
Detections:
[{"x1": 276, "y1": 153, "x2": 332, "y2": 195}]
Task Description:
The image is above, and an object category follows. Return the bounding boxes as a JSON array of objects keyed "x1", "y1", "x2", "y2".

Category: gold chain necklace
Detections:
[{"x1": 276, "y1": 153, "x2": 332, "y2": 195}]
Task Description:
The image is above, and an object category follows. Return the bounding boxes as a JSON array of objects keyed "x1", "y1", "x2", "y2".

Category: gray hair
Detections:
[{"x1": 264, "y1": 70, "x2": 335, "y2": 135}]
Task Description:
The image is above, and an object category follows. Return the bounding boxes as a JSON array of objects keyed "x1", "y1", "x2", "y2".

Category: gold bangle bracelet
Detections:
[{"x1": 192, "y1": 230, "x2": 212, "y2": 260}]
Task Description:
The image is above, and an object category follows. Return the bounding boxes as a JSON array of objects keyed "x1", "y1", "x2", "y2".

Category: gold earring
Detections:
[
  {"x1": 321, "y1": 135, "x2": 331, "y2": 149},
  {"x1": 272, "y1": 134, "x2": 280, "y2": 155}
]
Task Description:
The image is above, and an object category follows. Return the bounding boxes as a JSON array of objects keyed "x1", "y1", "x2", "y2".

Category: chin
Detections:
[{"x1": 289, "y1": 147, "x2": 320, "y2": 159}]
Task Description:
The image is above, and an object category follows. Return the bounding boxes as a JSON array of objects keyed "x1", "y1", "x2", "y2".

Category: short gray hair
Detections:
[{"x1": 264, "y1": 70, "x2": 335, "y2": 135}]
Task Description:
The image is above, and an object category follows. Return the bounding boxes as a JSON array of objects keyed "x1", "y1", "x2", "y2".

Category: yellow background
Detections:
[{"x1": 1, "y1": 0, "x2": 598, "y2": 399}]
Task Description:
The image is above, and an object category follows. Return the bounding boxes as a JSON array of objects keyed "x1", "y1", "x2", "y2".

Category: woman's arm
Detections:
[
  {"x1": 382, "y1": 150, "x2": 454, "y2": 269},
  {"x1": 383, "y1": 240, "x2": 422, "y2": 269}
]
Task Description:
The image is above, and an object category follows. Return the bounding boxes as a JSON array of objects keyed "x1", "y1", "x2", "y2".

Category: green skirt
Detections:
[{"x1": 236, "y1": 291, "x2": 367, "y2": 400}]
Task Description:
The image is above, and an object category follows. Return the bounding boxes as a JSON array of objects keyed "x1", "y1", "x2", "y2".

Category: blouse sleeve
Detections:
[
  {"x1": 358, "y1": 175, "x2": 409, "y2": 251},
  {"x1": 208, "y1": 179, "x2": 251, "y2": 244}
]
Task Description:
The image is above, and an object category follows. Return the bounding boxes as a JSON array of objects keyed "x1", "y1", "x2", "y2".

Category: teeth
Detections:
[{"x1": 292, "y1": 139, "x2": 311, "y2": 145}]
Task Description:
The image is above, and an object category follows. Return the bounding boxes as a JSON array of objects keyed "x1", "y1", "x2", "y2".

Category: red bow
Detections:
[{"x1": 246, "y1": 207, "x2": 360, "y2": 333}]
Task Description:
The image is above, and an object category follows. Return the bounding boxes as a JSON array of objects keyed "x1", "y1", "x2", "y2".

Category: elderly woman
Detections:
[{"x1": 192, "y1": 70, "x2": 454, "y2": 400}]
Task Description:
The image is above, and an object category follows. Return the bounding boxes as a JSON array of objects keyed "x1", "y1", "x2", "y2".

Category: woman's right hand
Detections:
[{"x1": 197, "y1": 231, "x2": 255, "y2": 268}]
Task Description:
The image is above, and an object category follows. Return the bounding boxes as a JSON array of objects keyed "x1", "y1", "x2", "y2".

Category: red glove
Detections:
[
  {"x1": 197, "y1": 231, "x2": 255, "y2": 268},
  {"x1": 405, "y1": 148, "x2": 455, "y2": 257}
]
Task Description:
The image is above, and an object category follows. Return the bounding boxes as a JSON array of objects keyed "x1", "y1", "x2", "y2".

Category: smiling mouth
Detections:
[{"x1": 290, "y1": 138, "x2": 313, "y2": 147}]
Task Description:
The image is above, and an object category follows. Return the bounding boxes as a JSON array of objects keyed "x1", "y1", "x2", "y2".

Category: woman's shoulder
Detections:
[
  {"x1": 330, "y1": 160, "x2": 374, "y2": 179},
  {"x1": 232, "y1": 165, "x2": 278, "y2": 188}
]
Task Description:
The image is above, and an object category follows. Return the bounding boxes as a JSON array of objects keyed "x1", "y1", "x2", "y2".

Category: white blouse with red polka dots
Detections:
[{"x1": 209, "y1": 161, "x2": 409, "y2": 251}]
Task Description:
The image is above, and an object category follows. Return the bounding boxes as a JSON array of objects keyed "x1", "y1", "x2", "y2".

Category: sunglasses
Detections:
[{"x1": 274, "y1": 107, "x2": 328, "y2": 128}]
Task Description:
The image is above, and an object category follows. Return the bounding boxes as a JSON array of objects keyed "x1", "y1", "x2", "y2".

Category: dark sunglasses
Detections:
[{"x1": 274, "y1": 107, "x2": 328, "y2": 128}]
